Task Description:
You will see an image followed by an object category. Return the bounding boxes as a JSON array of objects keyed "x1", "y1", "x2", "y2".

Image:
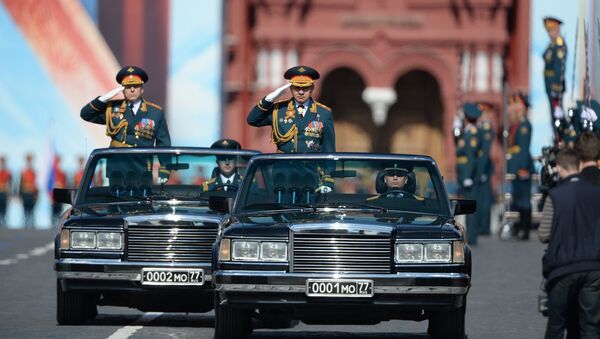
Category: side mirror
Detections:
[
  {"x1": 209, "y1": 196, "x2": 232, "y2": 213},
  {"x1": 451, "y1": 199, "x2": 476, "y2": 215},
  {"x1": 53, "y1": 188, "x2": 76, "y2": 205}
]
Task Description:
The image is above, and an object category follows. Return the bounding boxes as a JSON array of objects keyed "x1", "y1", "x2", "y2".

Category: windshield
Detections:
[
  {"x1": 77, "y1": 151, "x2": 253, "y2": 205},
  {"x1": 237, "y1": 157, "x2": 449, "y2": 215}
]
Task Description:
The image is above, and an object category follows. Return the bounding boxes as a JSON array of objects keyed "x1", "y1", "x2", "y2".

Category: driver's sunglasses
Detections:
[{"x1": 217, "y1": 157, "x2": 235, "y2": 162}]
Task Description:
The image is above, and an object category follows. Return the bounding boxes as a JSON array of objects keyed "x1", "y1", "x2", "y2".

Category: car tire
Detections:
[
  {"x1": 56, "y1": 279, "x2": 97, "y2": 325},
  {"x1": 213, "y1": 293, "x2": 252, "y2": 339},
  {"x1": 428, "y1": 304, "x2": 466, "y2": 339}
]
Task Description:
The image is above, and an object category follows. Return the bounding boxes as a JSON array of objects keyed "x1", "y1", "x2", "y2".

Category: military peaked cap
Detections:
[
  {"x1": 543, "y1": 17, "x2": 563, "y2": 31},
  {"x1": 463, "y1": 102, "x2": 482, "y2": 120},
  {"x1": 284, "y1": 65, "x2": 320, "y2": 87},
  {"x1": 211, "y1": 139, "x2": 242, "y2": 150},
  {"x1": 509, "y1": 92, "x2": 530, "y2": 108},
  {"x1": 116, "y1": 65, "x2": 148, "y2": 85}
]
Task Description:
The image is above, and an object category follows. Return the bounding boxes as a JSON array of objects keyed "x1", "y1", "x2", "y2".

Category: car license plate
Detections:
[
  {"x1": 141, "y1": 268, "x2": 204, "y2": 286},
  {"x1": 306, "y1": 279, "x2": 373, "y2": 297}
]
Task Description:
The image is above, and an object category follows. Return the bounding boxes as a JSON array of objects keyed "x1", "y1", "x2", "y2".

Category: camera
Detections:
[{"x1": 539, "y1": 146, "x2": 559, "y2": 194}]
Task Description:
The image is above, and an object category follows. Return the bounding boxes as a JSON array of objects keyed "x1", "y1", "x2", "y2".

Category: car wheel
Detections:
[
  {"x1": 428, "y1": 304, "x2": 466, "y2": 339},
  {"x1": 213, "y1": 293, "x2": 252, "y2": 339},
  {"x1": 56, "y1": 279, "x2": 97, "y2": 325}
]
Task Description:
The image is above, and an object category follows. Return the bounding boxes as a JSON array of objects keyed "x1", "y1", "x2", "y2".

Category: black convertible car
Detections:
[
  {"x1": 53, "y1": 147, "x2": 258, "y2": 324},
  {"x1": 212, "y1": 153, "x2": 474, "y2": 339}
]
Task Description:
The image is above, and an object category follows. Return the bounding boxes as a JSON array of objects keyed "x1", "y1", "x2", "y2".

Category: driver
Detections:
[
  {"x1": 201, "y1": 139, "x2": 243, "y2": 192},
  {"x1": 368, "y1": 164, "x2": 422, "y2": 200}
]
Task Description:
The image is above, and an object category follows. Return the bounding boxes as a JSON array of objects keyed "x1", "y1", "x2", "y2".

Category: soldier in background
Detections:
[
  {"x1": 543, "y1": 17, "x2": 567, "y2": 142},
  {"x1": 455, "y1": 102, "x2": 482, "y2": 245},
  {"x1": 73, "y1": 155, "x2": 86, "y2": 188},
  {"x1": 19, "y1": 153, "x2": 38, "y2": 229},
  {"x1": 0, "y1": 156, "x2": 12, "y2": 226},
  {"x1": 507, "y1": 93, "x2": 534, "y2": 240},
  {"x1": 51, "y1": 155, "x2": 67, "y2": 225},
  {"x1": 475, "y1": 102, "x2": 495, "y2": 236}
]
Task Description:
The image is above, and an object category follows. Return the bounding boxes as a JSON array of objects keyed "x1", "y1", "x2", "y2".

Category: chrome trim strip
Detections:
[
  {"x1": 57, "y1": 271, "x2": 141, "y2": 281},
  {"x1": 216, "y1": 284, "x2": 468, "y2": 295},
  {"x1": 217, "y1": 271, "x2": 467, "y2": 279}
]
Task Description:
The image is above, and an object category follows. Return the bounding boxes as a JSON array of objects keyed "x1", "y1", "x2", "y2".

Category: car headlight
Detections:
[
  {"x1": 232, "y1": 241, "x2": 260, "y2": 261},
  {"x1": 97, "y1": 232, "x2": 122, "y2": 250},
  {"x1": 395, "y1": 243, "x2": 423, "y2": 263},
  {"x1": 395, "y1": 242, "x2": 458, "y2": 263},
  {"x1": 424, "y1": 243, "x2": 452, "y2": 263},
  {"x1": 71, "y1": 231, "x2": 96, "y2": 249},
  {"x1": 260, "y1": 242, "x2": 287, "y2": 261}
]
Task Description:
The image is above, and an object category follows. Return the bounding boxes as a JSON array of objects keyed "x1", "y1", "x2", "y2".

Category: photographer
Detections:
[{"x1": 539, "y1": 133, "x2": 600, "y2": 338}]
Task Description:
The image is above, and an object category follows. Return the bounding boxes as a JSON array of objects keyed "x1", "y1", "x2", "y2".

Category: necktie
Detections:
[
  {"x1": 129, "y1": 103, "x2": 134, "y2": 114},
  {"x1": 298, "y1": 105, "x2": 306, "y2": 117}
]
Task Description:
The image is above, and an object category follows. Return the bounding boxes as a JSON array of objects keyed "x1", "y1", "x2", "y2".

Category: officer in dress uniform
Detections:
[
  {"x1": 247, "y1": 65, "x2": 336, "y2": 193},
  {"x1": 201, "y1": 139, "x2": 244, "y2": 192},
  {"x1": 475, "y1": 102, "x2": 495, "y2": 236},
  {"x1": 0, "y1": 156, "x2": 12, "y2": 227},
  {"x1": 81, "y1": 66, "x2": 171, "y2": 183},
  {"x1": 543, "y1": 17, "x2": 567, "y2": 142},
  {"x1": 455, "y1": 103, "x2": 482, "y2": 245},
  {"x1": 19, "y1": 153, "x2": 37, "y2": 229},
  {"x1": 51, "y1": 155, "x2": 67, "y2": 224},
  {"x1": 507, "y1": 93, "x2": 534, "y2": 240}
]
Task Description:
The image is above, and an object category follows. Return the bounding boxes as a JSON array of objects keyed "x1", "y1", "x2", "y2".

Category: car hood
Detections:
[
  {"x1": 66, "y1": 203, "x2": 225, "y2": 225},
  {"x1": 226, "y1": 211, "x2": 460, "y2": 239}
]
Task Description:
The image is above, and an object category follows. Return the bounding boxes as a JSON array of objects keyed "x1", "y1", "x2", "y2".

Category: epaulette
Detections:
[
  {"x1": 206, "y1": 177, "x2": 216, "y2": 184},
  {"x1": 274, "y1": 98, "x2": 291, "y2": 105},
  {"x1": 316, "y1": 102, "x2": 332, "y2": 111},
  {"x1": 556, "y1": 36, "x2": 564, "y2": 46},
  {"x1": 145, "y1": 101, "x2": 163, "y2": 110},
  {"x1": 366, "y1": 195, "x2": 380, "y2": 201},
  {"x1": 414, "y1": 195, "x2": 425, "y2": 201}
]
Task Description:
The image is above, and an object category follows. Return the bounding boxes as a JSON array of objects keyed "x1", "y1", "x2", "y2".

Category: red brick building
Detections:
[{"x1": 224, "y1": 0, "x2": 530, "y2": 179}]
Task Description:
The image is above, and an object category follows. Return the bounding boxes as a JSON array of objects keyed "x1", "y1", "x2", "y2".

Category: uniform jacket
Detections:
[
  {"x1": 81, "y1": 97, "x2": 171, "y2": 148},
  {"x1": 475, "y1": 119, "x2": 494, "y2": 183},
  {"x1": 19, "y1": 168, "x2": 37, "y2": 196},
  {"x1": 544, "y1": 36, "x2": 566, "y2": 98},
  {"x1": 455, "y1": 124, "x2": 480, "y2": 188},
  {"x1": 201, "y1": 172, "x2": 243, "y2": 192},
  {"x1": 507, "y1": 117, "x2": 534, "y2": 176},
  {"x1": 247, "y1": 97, "x2": 335, "y2": 153}
]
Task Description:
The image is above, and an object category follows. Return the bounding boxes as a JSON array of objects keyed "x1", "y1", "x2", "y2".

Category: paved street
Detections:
[{"x1": 0, "y1": 225, "x2": 547, "y2": 339}]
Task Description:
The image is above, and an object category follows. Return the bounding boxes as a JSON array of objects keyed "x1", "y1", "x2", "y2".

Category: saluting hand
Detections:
[
  {"x1": 265, "y1": 83, "x2": 292, "y2": 102},
  {"x1": 99, "y1": 86, "x2": 125, "y2": 103}
]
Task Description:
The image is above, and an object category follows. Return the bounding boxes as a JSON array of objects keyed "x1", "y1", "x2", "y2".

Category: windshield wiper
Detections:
[
  {"x1": 241, "y1": 202, "x2": 317, "y2": 215},
  {"x1": 315, "y1": 202, "x2": 387, "y2": 213}
]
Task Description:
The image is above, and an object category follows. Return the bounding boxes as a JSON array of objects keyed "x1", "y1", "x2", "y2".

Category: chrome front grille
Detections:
[
  {"x1": 127, "y1": 224, "x2": 218, "y2": 262},
  {"x1": 292, "y1": 232, "x2": 392, "y2": 274}
]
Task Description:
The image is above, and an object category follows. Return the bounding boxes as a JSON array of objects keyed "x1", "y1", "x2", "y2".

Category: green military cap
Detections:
[
  {"x1": 211, "y1": 139, "x2": 242, "y2": 150},
  {"x1": 463, "y1": 102, "x2": 482, "y2": 120},
  {"x1": 284, "y1": 65, "x2": 320, "y2": 87},
  {"x1": 116, "y1": 65, "x2": 148, "y2": 85},
  {"x1": 383, "y1": 163, "x2": 410, "y2": 177}
]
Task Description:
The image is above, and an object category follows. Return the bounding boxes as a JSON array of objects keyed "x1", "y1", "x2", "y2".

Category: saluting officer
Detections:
[
  {"x1": 455, "y1": 103, "x2": 482, "y2": 245},
  {"x1": 543, "y1": 17, "x2": 567, "y2": 142},
  {"x1": 475, "y1": 102, "x2": 495, "y2": 236},
  {"x1": 201, "y1": 139, "x2": 244, "y2": 192},
  {"x1": 507, "y1": 93, "x2": 534, "y2": 240},
  {"x1": 81, "y1": 66, "x2": 172, "y2": 182},
  {"x1": 247, "y1": 65, "x2": 335, "y2": 154}
]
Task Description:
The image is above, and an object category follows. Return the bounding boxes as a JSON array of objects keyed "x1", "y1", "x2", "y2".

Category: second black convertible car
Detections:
[
  {"x1": 53, "y1": 147, "x2": 258, "y2": 324},
  {"x1": 213, "y1": 153, "x2": 474, "y2": 339}
]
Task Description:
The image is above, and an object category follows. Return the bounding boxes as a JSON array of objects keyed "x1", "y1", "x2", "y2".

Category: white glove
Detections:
[
  {"x1": 315, "y1": 186, "x2": 332, "y2": 194},
  {"x1": 462, "y1": 178, "x2": 473, "y2": 188},
  {"x1": 265, "y1": 83, "x2": 291, "y2": 102},
  {"x1": 553, "y1": 106, "x2": 565, "y2": 119},
  {"x1": 582, "y1": 106, "x2": 598, "y2": 122},
  {"x1": 453, "y1": 117, "x2": 463, "y2": 130},
  {"x1": 157, "y1": 177, "x2": 168, "y2": 184},
  {"x1": 99, "y1": 86, "x2": 125, "y2": 103}
]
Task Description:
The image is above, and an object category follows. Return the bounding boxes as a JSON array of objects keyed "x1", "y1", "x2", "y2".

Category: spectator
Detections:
[{"x1": 539, "y1": 144, "x2": 600, "y2": 338}]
